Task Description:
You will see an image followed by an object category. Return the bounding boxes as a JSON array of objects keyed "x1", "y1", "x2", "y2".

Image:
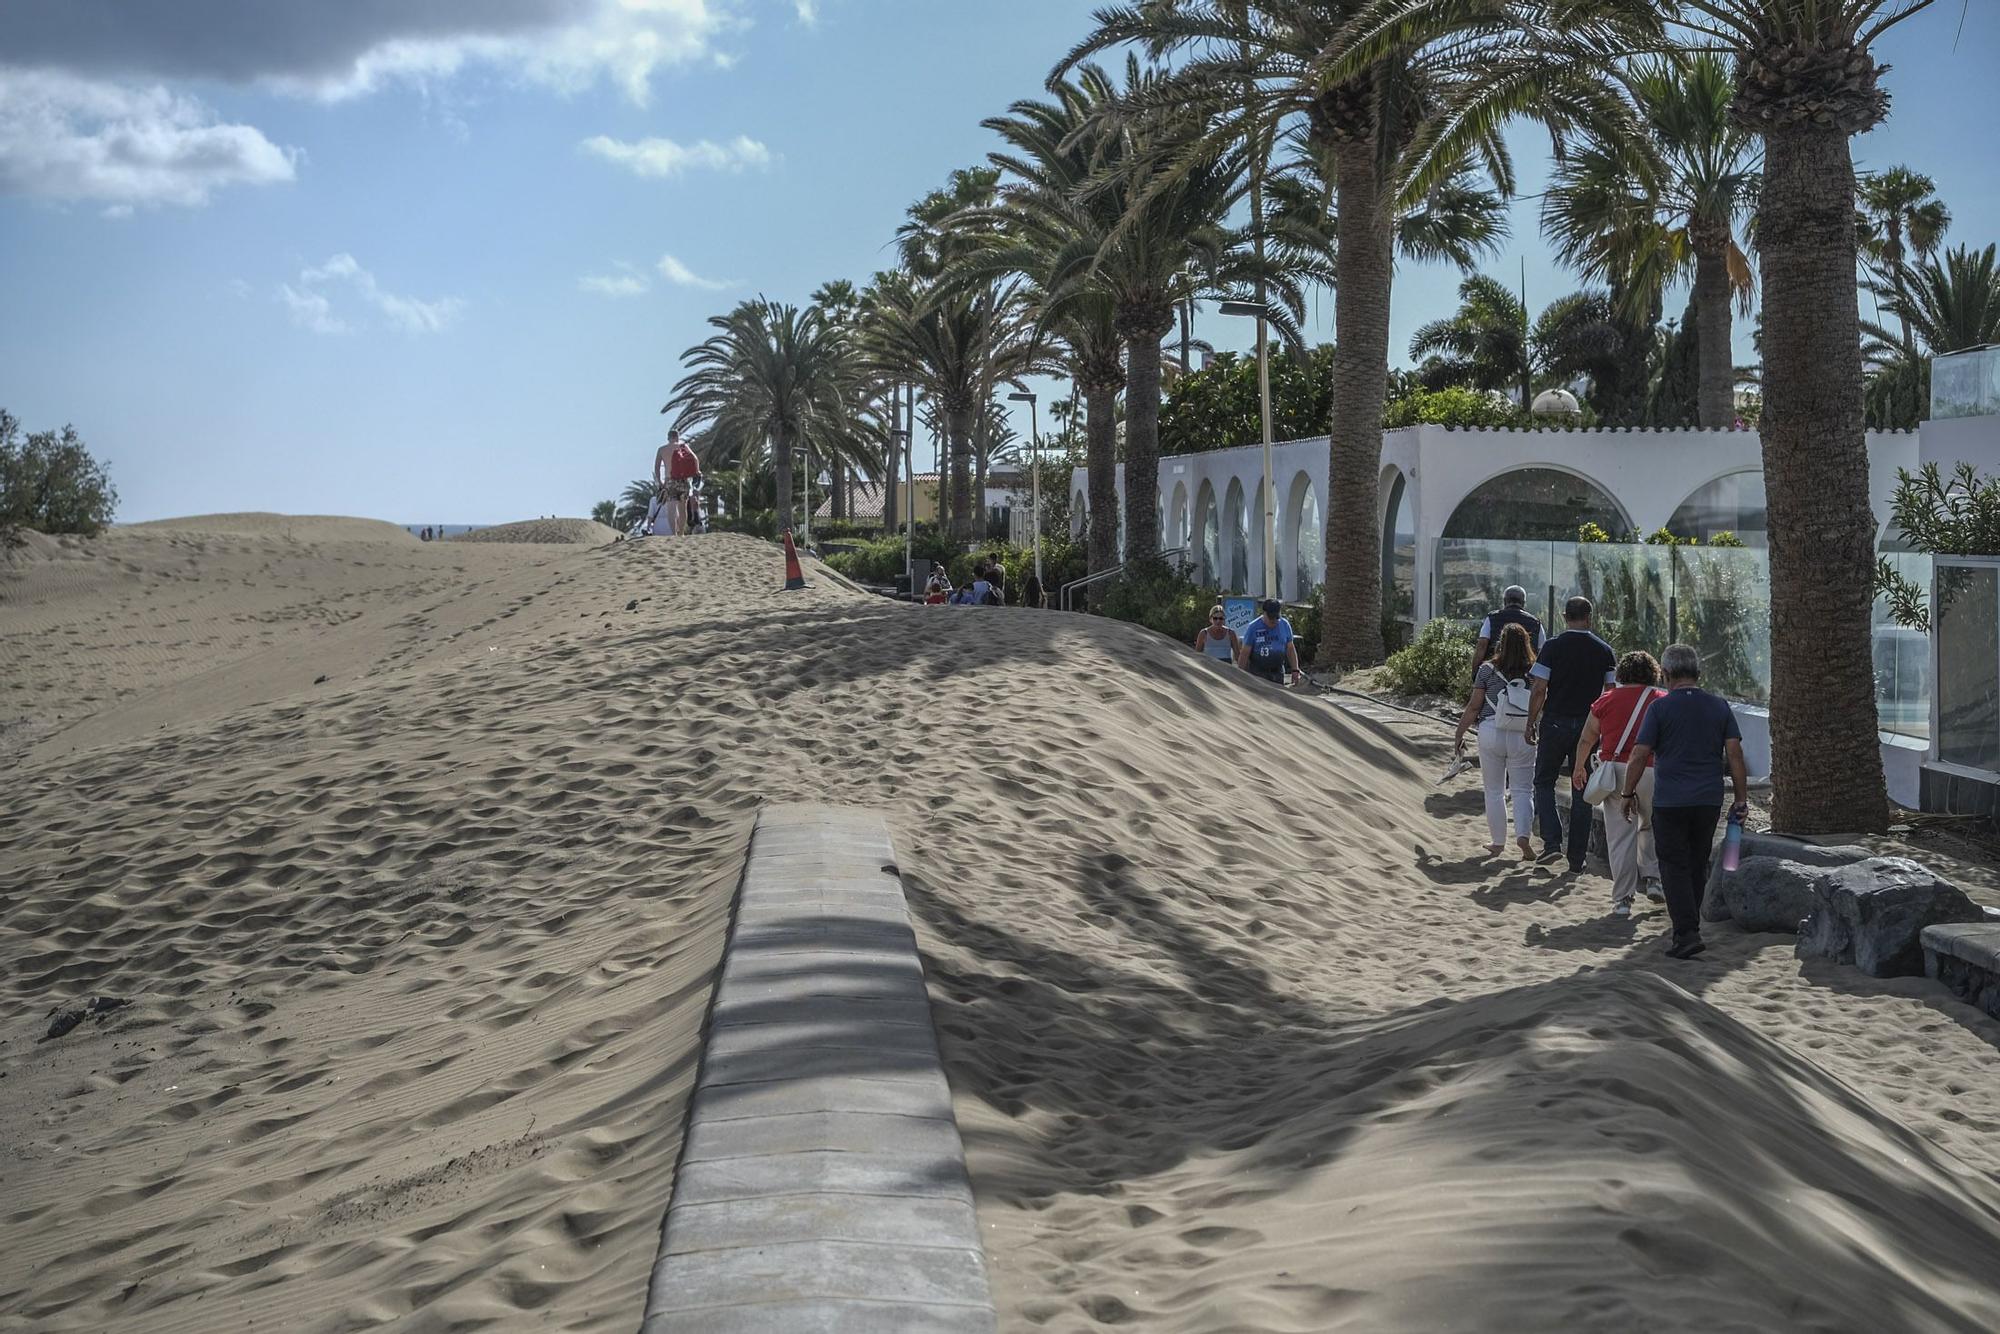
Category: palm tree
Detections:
[
  {"x1": 616, "y1": 478, "x2": 657, "y2": 531},
  {"x1": 1045, "y1": 56, "x2": 1304, "y2": 563},
  {"x1": 1542, "y1": 51, "x2": 1759, "y2": 429},
  {"x1": 1858, "y1": 164, "x2": 1951, "y2": 354},
  {"x1": 1864, "y1": 244, "x2": 2000, "y2": 429},
  {"x1": 1063, "y1": 2, "x2": 1651, "y2": 664},
  {"x1": 979, "y1": 71, "x2": 1134, "y2": 595},
  {"x1": 666, "y1": 298, "x2": 860, "y2": 532},
  {"x1": 1410, "y1": 274, "x2": 1534, "y2": 404}
]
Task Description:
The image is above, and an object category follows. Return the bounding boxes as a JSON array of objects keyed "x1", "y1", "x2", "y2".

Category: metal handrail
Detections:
[{"x1": 1059, "y1": 547, "x2": 1192, "y2": 613}]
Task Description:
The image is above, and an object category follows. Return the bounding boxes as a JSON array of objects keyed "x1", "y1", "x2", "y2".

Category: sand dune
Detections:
[
  {"x1": 4, "y1": 526, "x2": 2000, "y2": 1332},
  {"x1": 450, "y1": 519, "x2": 621, "y2": 545}
]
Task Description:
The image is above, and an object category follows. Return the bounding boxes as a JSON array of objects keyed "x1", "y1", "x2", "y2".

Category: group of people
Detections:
[
  {"x1": 1452, "y1": 587, "x2": 1748, "y2": 960},
  {"x1": 638, "y1": 430, "x2": 704, "y2": 538},
  {"x1": 1194, "y1": 599, "x2": 1304, "y2": 684},
  {"x1": 922, "y1": 560, "x2": 1047, "y2": 608},
  {"x1": 416, "y1": 526, "x2": 446, "y2": 542}
]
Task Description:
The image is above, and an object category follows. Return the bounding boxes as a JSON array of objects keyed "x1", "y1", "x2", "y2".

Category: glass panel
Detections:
[
  {"x1": 1434, "y1": 539, "x2": 1555, "y2": 623},
  {"x1": 1931, "y1": 346, "x2": 2000, "y2": 421},
  {"x1": 1666, "y1": 471, "x2": 1767, "y2": 545},
  {"x1": 1872, "y1": 551, "x2": 1932, "y2": 742},
  {"x1": 1671, "y1": 545, "x2": 1771, "y2": 706},
  {"x1": 1936, "y1": 564, "x2": 2000, "y2": 770},
  {"x1": 1563, "y1": 542, "x2": 1673, "y2": 660},
  {"x1": 1294, "y1": 484, "x2": 1323, "y2": 598}
]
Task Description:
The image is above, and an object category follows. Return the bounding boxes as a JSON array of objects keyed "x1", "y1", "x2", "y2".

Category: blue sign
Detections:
[{"x1": 1222, "y1": 597, "x2": 1259, "y2": 637}]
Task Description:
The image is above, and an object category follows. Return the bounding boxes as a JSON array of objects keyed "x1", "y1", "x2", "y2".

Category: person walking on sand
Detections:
[
  {"x1": 1615, "y1": 643, "x2": 1749, "y2": 960},
  {"x1": 1525, "y1": 596, "x2": 1617, "y2": 871},
  {"x1": 1572, "y1": 651, "x2": 1666, "y2": 917},
  {"x1": 1454, "y1": 622, "x2": 1538, "y2": 859},
  {"x1": 1195, "y1": 604, "x2": 1241, "y2": 665},
  {"x1": 1472, "y1": 585, "x2": 1545, "y2": 669},
  {"x1": 653, "y1": 429, "x2": 702, "y2": 537},
  {"x1": 1238, "y1": 598, "x2": 1300, "y2": 684}
]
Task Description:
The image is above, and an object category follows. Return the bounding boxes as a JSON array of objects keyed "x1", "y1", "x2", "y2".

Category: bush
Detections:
[
  {"x1": 0, "y1": 410, "x2": 117, "y2": 537},
  {"x1": 1382, "y1": 385, "x2": 1526, "y2": 430},
  {"x1": 1378, "y1": 616, "x2": 1476, "y2": 697},
  {"x1": 1100, "y1": 556, "x2": 1218, "y2": 643}
]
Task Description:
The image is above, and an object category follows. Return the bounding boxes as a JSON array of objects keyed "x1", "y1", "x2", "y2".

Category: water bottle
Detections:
[{"x1": 1721, "y1": 805, "x2": 1745, "y2": 873}]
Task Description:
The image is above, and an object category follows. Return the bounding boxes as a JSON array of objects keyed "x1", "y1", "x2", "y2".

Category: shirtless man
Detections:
[{"x1": 652, "y1": 429, "x2": 702, "y2": 537}]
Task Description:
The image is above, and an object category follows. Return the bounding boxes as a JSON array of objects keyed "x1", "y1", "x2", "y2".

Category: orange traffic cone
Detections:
[{"x1": 781, "y1": 528, "x2": 807, "y2": 590}]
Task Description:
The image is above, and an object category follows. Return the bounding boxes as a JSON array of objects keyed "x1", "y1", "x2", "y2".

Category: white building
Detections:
[{"x1": 1072, "y1": 348, "x2": 2000, "y2": 814}]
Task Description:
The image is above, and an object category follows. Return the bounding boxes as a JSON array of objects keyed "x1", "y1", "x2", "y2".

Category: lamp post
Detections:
[
  {"x1": 1218, "y1": 299, "x2": 1277, "y2": 600},
  {"x1": 1006, "y1": 390, "x2": 1042, "y2": 592},
  {"x1": 892, "y1": 426, "x2": 912, "y2": 594}
]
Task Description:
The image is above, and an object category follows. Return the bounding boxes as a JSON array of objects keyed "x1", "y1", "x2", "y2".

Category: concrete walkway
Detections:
[{"x1": 641, "y1": 804, "x2": 996, "y2": 1333}]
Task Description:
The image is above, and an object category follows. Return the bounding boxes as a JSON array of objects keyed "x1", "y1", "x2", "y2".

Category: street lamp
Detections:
[
  {"x1": 891, "y1": 426, "x2": 912, "y2": 594},
  {"x1": 1217, "y1": 299, "x2": 1278, "y2": 602},
  {"x1": 1006, "y1": 390, "x2": 1042, "y2": 596}
]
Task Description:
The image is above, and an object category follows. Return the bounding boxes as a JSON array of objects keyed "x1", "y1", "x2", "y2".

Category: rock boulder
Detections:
[
  {"x1": 1705, "y1": 857, "x2": 1823, "y2": 934},
  {"x1": 1702, "y1": 835, "x2": 1870, "y2": 923},
  {"x1": 1795, "y1": 858, "x2": 1985, "y2": 978}
]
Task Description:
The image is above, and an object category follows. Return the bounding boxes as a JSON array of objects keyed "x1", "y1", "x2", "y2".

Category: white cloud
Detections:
[
  {"x1": 580, "y1": 261, "x2": 650, "y2": 297},
  {"x1": 580, "y1": 133, "x2": 769, "y2": 179},
  {"x1": 657, "y1": 253, "x2": 728, "y2": 291},
  {"x1": 0, "y1": 1, "x2": 745, "y2": 109},
  {"x1": 286, "y1": 253, "x2": 463, "y2": 335},
  {"x1": 794, "y1": 1, "x2": 819, "y2": 24},
  {"x1": 278, "y1": 283, "x2": 350, "y2": 335},
  {"x1": 0, "y1": 69, "x2": 297, "y2": 207}
]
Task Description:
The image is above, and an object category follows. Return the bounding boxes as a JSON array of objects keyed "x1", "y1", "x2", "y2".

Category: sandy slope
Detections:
[
  {"x1": 450, "y1": 519, "x2": 620, "y2": 546},
  {"x1": 4, "y1": 525, "x2": 2000, "y2": 1332}
]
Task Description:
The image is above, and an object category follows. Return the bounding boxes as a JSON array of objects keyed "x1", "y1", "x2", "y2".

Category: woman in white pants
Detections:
[
  {"x1": 1573, "y1": 652, "x2": 1666, "y2": 917},
  {"x1": 1453, "y1": 623, "x2": 1540, "y2": 859}
]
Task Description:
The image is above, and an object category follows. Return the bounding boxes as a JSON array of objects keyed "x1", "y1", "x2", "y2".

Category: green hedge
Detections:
[{"x1": 1378, "y1": 617, "x2": 1476, "y2": 697}]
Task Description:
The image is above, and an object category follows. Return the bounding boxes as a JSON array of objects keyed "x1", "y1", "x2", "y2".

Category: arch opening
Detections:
[
  {"x1": 1224, "y1": 478, "x2": 1248, "y2": 594},
  {"x1": 1441, "y1": 466, "x2": 1630, "y2": 541}
]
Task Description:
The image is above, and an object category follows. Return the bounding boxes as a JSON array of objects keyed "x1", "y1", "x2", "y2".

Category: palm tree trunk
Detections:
[
  {"x1": 1121, "y1": 319, "x2": 1168, "y2": 559},
  {"x1": 1694, "y1": 242, "x2": 1735, "y2": 428},
  {"x1": 975, "y1": 422, "x2": 989, "y2": 540},
  {"x1": 947, "y1": 402, "x2": 974, "y2": 543},
  {"x1": 1178, "y1": 298, "x2": 1191, "y2": 378},
  {"x1": 773, "y1": 429, "x2": 795, "y2": 534},
  {"x1": 1759, "y1": 124, "x2": 1889, "y2": 832},
  {"x1": 1085, "y1": 379, "x2": 1120, "y2": 610},
  {"x1": 831, "y1": 459, "x2": 846, "y2": 523},
  {"x1": 1320, "y1": 143, "x2": 1391, "y2": 667}
]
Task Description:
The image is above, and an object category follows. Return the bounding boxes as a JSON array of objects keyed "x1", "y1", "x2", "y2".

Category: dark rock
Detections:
[
  {"x1": 625, "y1": 599, "x2": 638, "y2": 611},
  {"x1": 1705, "y1": 857, "x2": 1823, "y2": 934},
  {"x1": 313, "y1": 674, "x2": 329, "y2": 684},
  {"x1": 1796, "y1": 858, "x2": 1984, "y2": 978},
  {"x1": 1703, "y1": 836, "x2": 1870, "y2": 922},
  {"x1": 38, "y1": 995, "x2": 128, "y2": 1043}
]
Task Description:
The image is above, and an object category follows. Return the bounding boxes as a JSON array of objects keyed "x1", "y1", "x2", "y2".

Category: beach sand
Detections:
[{"x1": 4, "y1": 521, "x2": 1999, "y2": 1331}]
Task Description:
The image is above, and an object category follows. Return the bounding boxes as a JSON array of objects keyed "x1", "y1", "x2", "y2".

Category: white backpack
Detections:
[{"x1": 1493, "y1": 673, "x2": 1534, "y2": 732}]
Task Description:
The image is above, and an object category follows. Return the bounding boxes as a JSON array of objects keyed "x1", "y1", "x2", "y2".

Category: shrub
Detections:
[
  {"x1": 0, "y1": 410, "x2": 117, "y2": 537},
  {"x1": 1100, "y1": 556, "x2": 1218, "y2": 643},
  {"x1": 1377, "y1": 616, "x2": 1476, "y2": 698},
  {"x1": 1382, "y1": 385, "x2": 1526, "y2": 430}
]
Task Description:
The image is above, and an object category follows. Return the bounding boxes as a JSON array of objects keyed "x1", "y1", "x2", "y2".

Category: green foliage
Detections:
[
  {"x1": 1646, "y1": 296, "x2": 1702, "y2": 427},
  {"x1": 1159, "y1": 345, "x2": 1338, "y2": 455},
  {"x1": 1708, "y1": 531, "x2": 1745, "y2": 548},
  {"x1": 1100, "y1": 557, "x2": 1219, "y2": 643},
  {"x1": 1578, "y1": 521, "x2": 1614, "y2": 544},
  {"x1": 1885, "y1": 462, "x2": 2000, "y2": 556},
  {"x1": 0, "y1": 410, "x2": 118, "y2": 537},
  {"x1": 823, "y1": 526, "x2": 960, "y2": 583},
  {"x1": 1874, "y1": 555, "x2": 1930, "y2": 633},
  {"x1": 1381, "y1": 385, "x2": 1524, "y2": 429},
  {"x1": 1378, "y1": 617, "x2": 1476, "y2": 698},
  {"x1": 590, "y1": 499, "x2": 616, "y2": 527},
  {"x1": 1865, "y1": 354, "x2": 1928, "y2": 430}
]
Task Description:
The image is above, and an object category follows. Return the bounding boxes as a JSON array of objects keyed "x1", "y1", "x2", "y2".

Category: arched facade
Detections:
[
  {"x1": 1440, "y1": 464, "x2": 1633, "y2": 540},
  {"x1": 1668, "y1": 469, "x2": 1767, "y2": 544},
  {"x1": 1193, "y1": 479, "x2": 1220, "y2": 585},
  {"x1": 1285, "y1": 471, "x2": 1323, "y2": 599},
  {"x1": 1070, "y1": 488, "x2": 1087, "y2": 540},
  {"x1": 1167, "y1": 481, "x2": 1189, "y2": 552}
]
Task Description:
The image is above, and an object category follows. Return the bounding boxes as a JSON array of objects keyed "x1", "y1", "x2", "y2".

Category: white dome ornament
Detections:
[{"x1": 1532, "y1": 387, "x2": 1582, "y2": 420}]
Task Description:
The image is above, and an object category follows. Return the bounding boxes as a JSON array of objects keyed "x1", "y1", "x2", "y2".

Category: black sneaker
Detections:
[
  {"x1": 1665, "y1": 935, "x2": 1707, "y2": 960},
  {"x1": 1567, "y1": 859, "x2": 1587, "y2": 875}
]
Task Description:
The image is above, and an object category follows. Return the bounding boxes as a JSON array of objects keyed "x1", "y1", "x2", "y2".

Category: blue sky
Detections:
[{"x1": 2, "y1": 1, "x2": 1996, "y2": 525}]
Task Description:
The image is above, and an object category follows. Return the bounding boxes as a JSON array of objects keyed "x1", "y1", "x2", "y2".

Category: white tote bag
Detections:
[{"x1": 1583, "y1": 687, "x2": 1658, "y2": 806}]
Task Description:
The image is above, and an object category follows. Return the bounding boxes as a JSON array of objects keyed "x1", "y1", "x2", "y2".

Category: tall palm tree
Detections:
[
  {"x1": 666, "y1": 298, "x2": 860, "y2": 532},
  {"x1": 1858, "y1": 164, "x2": 1951, "y2": 354},
  {"x1": 1410, "y1": 273, "x2": 1534, "y2": 404},
  {"x1": 1045, "y1": 55, "x2": 1305, "y2": 563},
  {"x1": 1863, "y1": 241, "x2": 2000, "y2": 427},
  {"x1": 1064, "y1": 1, "x2": 1650, "y2": 664},
  {"x1": 979, "y1": 73, "x2": 1132, "y2": 594},
  {"x1": 1520, "y1": 0, "x2": 1944, "y2": 832},
  {"x1": 1542, "y1": 51, "x2": 1759, "y2": 429}
]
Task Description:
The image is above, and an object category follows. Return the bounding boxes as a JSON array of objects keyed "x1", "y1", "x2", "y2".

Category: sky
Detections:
[{"x1": 2, "y1": 0, "x2": 1997, "y2": 525}]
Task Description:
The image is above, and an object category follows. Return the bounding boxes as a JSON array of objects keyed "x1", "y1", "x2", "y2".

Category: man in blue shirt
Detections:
[
  {"x1": 1237, "y1": 598, "x2": 1300, "y2": 684},
  {"x1": 1618, "y1": 643, "x2": 1750, "y2": 959}
]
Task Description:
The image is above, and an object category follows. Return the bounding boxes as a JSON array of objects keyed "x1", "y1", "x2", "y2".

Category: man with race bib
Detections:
[{"x1": 1237, "y1": 598, "x2": 1301, "y2": 685}]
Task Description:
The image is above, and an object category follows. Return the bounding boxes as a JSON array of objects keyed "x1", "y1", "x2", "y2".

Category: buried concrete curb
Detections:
[{"x1": 641, "y1": 804, "x2": 997, "y2": 1334}]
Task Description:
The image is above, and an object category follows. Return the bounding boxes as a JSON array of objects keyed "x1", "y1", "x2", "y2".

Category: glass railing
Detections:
[
  {"x1": 1435, "y1": 539, "x2": 1931, "y2": 738},
  {"x1": 1931, "y1": 345, "x2": 2000, "y2": 421}
]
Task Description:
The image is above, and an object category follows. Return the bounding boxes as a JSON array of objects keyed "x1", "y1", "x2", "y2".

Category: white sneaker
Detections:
[
  {"x1": 1643, "y1": 879, "x2": 1665, "y2": 903},
  {"x1": 1612, "y1": 902, "x2": 1631, "y2": 919}
]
